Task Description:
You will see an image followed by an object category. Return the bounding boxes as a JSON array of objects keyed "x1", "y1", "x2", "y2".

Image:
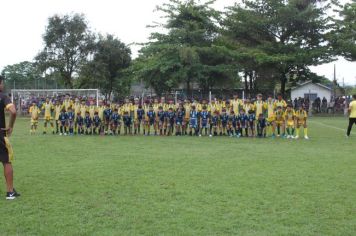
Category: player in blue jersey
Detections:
[
  {"x1": 123, "y1": 111, "x2": 132, "y2": 135},
  {"x1": 199, "y1": 105, "x2": 210, "y2": 136},
  {"x1": 238, "y1": 109, "x2": 248, "y2": 137},
  {"x1": 110, "y1": 108, "x2": 121, "y2": 135},
  {"x1": 227, "y1": 110, "x2": 237, "y2": 137},
  {"x1": 256, "y1": 113, "x2": 267, "y2": 138},
  {"x1": 175, "y1": 105, "x2": 185, "y2": 136},
  {"x1": 93, "y1": 111, "x2": 102, "y2": 135},
  {"x1": 103, "y1": 103, "x2": 112, "y2": 134},
  {"x1": 189, "y1": 105, "x2": 199, "y2": 136},
  {"x1": 66, "y1": 106, "x2": 75, "y2": 135},
  {"x1": 210, "y1": 111, "x2": 219, "y2": 136},
  {"x1": 58, "y1": 108, "x2": 67, "y2": 135},
  {"x1": 76, "y1": 112, "x2": 84, "y2": 135},
  {"x1": 137, "y1": 105, "x2": 145, "y2": 135},
  {"x1": 146, "y1": 105, "x2": 156, "y2": 136},
  {"x1": 84, "y1": 111, "x2": 92, "y2": 135},
  {"x1": 220, "y1": 109, "x2": 229, "y2": 136},
  {"x1": 166, "y1": 107, "x2": 176, "y2": 136},
  {"x1": 248, "y1": 109, "x2": 256, "y2": 137},
  {"x1": 157, "y1": 106, "x2": 166, "y2": 136}
]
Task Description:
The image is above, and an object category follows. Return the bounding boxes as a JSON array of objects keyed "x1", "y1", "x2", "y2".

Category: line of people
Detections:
[{"x1": 28, "y1": 94, "x2": 309, "y2": 139}]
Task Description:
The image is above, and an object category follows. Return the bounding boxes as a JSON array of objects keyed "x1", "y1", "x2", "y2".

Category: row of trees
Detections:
[{"x1": 1, "y1": 0, "x2": 355, "y2": 98}]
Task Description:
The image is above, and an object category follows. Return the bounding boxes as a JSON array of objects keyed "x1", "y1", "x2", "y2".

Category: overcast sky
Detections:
[{"x1": 1, "y1": 0, "x2": 355, "y2": 85}]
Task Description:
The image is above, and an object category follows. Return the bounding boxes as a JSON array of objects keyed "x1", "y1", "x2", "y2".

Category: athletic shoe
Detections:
[
  {"x1": 295, "y1": 135, "x2": 299, "y2": 139},
  {"x1": 304, "y1": 136, "x2": 309, "y2": 140},
  {"x1": 6, "y1": 189, "x2": 20, "y2": 200}
]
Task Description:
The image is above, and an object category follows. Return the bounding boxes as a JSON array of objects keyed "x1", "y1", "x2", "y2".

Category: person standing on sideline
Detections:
[
  {"x1": 346, "y1": 94, "x2": 356, "y2": 137},
  {"x1": 0, "y1": 75, "x2": 20, "y2": 200}
]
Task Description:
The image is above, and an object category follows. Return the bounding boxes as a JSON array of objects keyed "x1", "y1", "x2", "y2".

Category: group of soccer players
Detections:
[{"x1": 28, "y1": 93, "x2": 309, "y2": 139}]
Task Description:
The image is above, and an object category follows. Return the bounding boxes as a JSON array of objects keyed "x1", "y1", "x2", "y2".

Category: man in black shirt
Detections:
[{"x1": 0, "y1": 75, "x2": 19, "y2": 200}]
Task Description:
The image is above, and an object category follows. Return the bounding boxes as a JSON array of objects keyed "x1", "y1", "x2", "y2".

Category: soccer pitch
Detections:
[{"x1": 1, "y1": 117, "x2": 355, "y2": 235}]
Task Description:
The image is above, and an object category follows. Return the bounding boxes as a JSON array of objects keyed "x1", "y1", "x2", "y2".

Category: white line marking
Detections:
[{"x1": 309, "y1": 120, "x2": 346, "y2": 132}]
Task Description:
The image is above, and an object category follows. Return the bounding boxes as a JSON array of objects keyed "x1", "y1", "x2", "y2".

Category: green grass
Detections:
[{"x1": 1, "y1": 117, "x2": 356, "y2": 235}]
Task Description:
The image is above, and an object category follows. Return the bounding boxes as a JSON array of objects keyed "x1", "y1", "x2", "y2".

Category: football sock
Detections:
[
  {"x1": 296, "y1": 128, "x2": 300, "y2": 136},
  {"x1": 304, "y1": 128, "x2": 308, "y2": 136}
]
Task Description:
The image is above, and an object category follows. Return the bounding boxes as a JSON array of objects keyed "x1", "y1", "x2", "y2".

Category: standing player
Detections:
[
  {"x1": 111, "y1": 108, "x2": 121, "y2": 135},
  {"x1": 0, "y1": 75, "x2": 20, "y2": 200},
  {"x1": 210, "y1": 111, "x2": 219, "y2": 137},
  {"x1": 175, "y1": 105, "x2": 184, "y2": 136},
  {"x1": 146, "y1": 105, "x2": 156, "y2": 136},
  {"x1": 137, "y1": 105, "x2": 145, "y2": 135},
  {"x1": 238, "y1": 109, "x2": 249, "y2": 137},
  {"x1": 346, "y1": 94, "x2": 356, "y2": 137},
  {"x1": 189, "y1": 105, "x2": 199, "y2": 136},
  {"x1": 103, "y1": 103, "x2": 112, "y2": 134},
  {"x1": 54, "y1": 100, "x2": 62, "y2": 134},
  {"x1": 157, "y1": 106, "x2": 166, "y2": 136},
  {"x1": 41, "y1": 98, "x2": 55, "y2": 134},
  {"x1": 199, "y1": 105, "x2": 210, "y2": 136},
  {"x1": 166, "y1": 107, "x2": 176, "y2": 136},
  {"x1": 295, "y1": 105, "x2": 309, "y2": 139},
  {"x1": 123, "y1": 111, "x2": 132, "y2": 135},
  {"x1": 266, "y1": 95, "x2": 276, "y2": 137},
  {"x1": 29, "y1": 101, "x2": 40, "y2": 135},
  {"x1": 220, "y1": 108, "x2": 229, "y2": 136},
  {"x1": 247, "y1": 110, "x2": 256, "y2": 137},
  {"x1": 92, "y1": 111, "x2": 102, "y2": 135},
  {"x1": 274, "y1": 94, "x2": 287, "y2": 110}
]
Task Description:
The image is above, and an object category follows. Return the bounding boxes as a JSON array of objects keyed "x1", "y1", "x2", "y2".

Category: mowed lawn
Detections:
[{"x1": 1, "y1": 117, "x2": 356, "y2": 235}]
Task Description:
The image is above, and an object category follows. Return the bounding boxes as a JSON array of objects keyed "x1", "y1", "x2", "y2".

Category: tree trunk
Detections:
[
  {"x1": 280, "y1": 73, "x2": 287, "y2": 97},
  {"x1": 244, "y1": 72, "x2": 248, "y2": 96},
  {"x1": 186, "y1": 79, "x2": 191, "y2": 98}
]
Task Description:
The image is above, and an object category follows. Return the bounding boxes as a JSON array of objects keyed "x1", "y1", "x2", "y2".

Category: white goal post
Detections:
[{"x1": 11, "y1": 89, "x2": 100, "y2": 111}]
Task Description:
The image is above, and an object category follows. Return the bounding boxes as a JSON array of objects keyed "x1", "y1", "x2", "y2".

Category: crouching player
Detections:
[
  {"x1": 84, "y1": 111, "x2": 92, "y2": 135},
  {"x1": 93, "y1": 111, "x2": 101, "y2": 135},
  {"x1": 227, "y1": 110, "x2": 237, "y2": 137},
  {"x1": 284, "y1": 104, "x2": 296, "y2": 139},
  {"x1": 111, "y1": 109, "x2": 121, "y2": 135},
  {"x1": 137, "y1": 105, "x2": 145, "y2": 135},
  {"x1": 157, "y1": 106, "x2": 166, "y2": 136},
  {"x1": 199, "y1": 106, "x2": 210, "y2": 136},
  {"x1": 220, "y1": 109, "x2": 229, "y2": 136},
  {"x1": 274, "y1": 106, "x2": 285, "y2": 137},
  {"x1": 295, "y1": 105, "x2": 309, "y2": 139},
  {"x1": 256, "y1": 113, "x2": 267, "y2": 138},
  {"x1": 76, "y1": 112, "x2": 84, "y2": 135},
  {"x1": 67, "y1": 107, "x2": 75, "y2": 135}
]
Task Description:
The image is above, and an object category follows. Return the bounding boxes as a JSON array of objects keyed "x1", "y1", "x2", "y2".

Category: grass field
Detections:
[{"x1": 0, "y1": 116, "x2": 356, "y2": 235}]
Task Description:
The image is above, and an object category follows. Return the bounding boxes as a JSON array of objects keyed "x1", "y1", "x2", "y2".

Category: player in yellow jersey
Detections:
[
  {"x1": 266, "y1": 95, "x2": 276, "y2": 137},
  {"x1": 274, "y1": 106, "x2": 285, "y2": 137},
  {"x1": 54, "y1": 100, "x2": 62, "y2": 134},
  {"x1": 41, "y1": 98, "x2": 55, "y2": 134},
  {"x1": 231, "y1": 95, "x2": 242, "y2": 115},
  {"x1": 73, "y1": 98, "x2": 81, "y2": 134},
  {"x1": 63, "y1": 95, "x2": 73, "y2": 111},
  {"x1": 243, "y1": 99, "x2": 254, "y2": 115},
  {"x1": 254, "y1": 94, "x2": 265, "y2": 118},
  {"x1": 133, "y1": 98, "x2": 140, "y2": 135},
  {"x1": 284, "y1": 104, "x2": 296, "y2": 139},
  {"x1": 183, "y1": 100, "x2": 191, "y2": 135},
  {"x1": 88, "y1": 101, "x2": 96, "y2": 119},
  {"x1": 80, "y1": 100, "x2": 88, "y2": 117},
  {"x1": 295, "y1": 105, "x2": 309, "y2": 139},
  {"x1": 29, "y1": 101, "x2": 41, "y2": 134},
  {"x1": 274, "y1": 94, "x2": 287, "y2": 110}
]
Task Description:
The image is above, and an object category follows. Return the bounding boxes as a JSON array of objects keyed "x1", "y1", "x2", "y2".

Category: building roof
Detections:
[{"x1": 291, "y1": 80, "x2": 332, "y2": 91}]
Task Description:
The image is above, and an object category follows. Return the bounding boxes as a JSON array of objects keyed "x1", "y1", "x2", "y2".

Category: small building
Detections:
[{"x1": 291, "y1": 81, "x2": 332, "y2": 102}]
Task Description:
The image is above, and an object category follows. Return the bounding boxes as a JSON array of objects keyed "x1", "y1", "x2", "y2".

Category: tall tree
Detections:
[
  {"x1": 35, "y1": 13, "x2": 95, "y2": 88},
  {"x1": 223, "y1": 0, "x2": 335, "y2": 96},
  {"x1": 134, "y1": 0, "x2": 237, "y2": 97},
  {"x1": 333, "y1": 1, "x2": 356, "y2": 61},
  {"x1": 78, "y1": 34, "x2": 131, "y2": 100},
  {"x1": 1, "y1": 61, "x2": 42, "y2": 89}
]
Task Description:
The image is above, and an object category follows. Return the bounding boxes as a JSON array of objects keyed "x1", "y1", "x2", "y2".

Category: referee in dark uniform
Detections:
[{"x1": 0, "y1": 75, "x2": 20, "y2": 200}]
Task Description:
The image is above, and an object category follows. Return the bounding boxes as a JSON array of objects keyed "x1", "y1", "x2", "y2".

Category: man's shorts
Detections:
[
  {"x1": 31, "y1": 119, "x2": 39, "y2": 126},
  {"x1": 287, "y1": 121, "x2": 295, "y2": 127},
  {"x1": 0, "y1": 136, "x2": 14, "y2": 164},
  {"x1": 45, "y1": 116, "x2": 53, "y2": 121}
]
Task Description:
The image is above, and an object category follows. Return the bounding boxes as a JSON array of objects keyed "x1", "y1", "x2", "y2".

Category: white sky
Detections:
[{"x1": 0, "y1": 0, "x2": 355, "y2": 85}]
